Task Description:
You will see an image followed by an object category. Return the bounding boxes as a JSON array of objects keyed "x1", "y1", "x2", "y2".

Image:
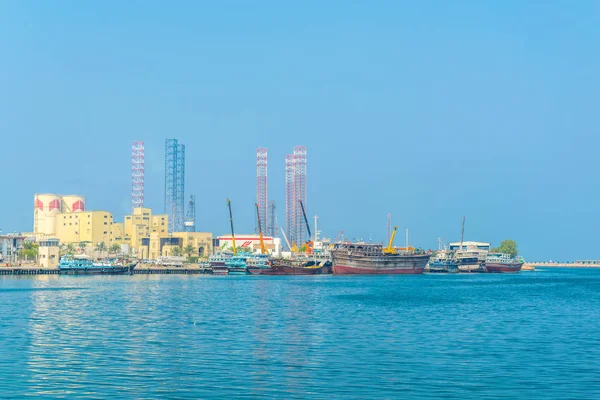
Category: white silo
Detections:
[
  {"x1": 33, "y1": 193, "x2": 63, "y2": 237},
  {"x1": 61, "y1": 195, "x2": 86, "y2": 213}
]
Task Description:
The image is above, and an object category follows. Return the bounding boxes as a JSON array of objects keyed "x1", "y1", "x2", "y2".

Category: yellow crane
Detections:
[
  {"x1": 383, "y1": 226, "x2": 398, "y2": 254},
  {"x1": 227, "y1": 198, "x2": 237, "y2": 256},
  {"x1": 255, "y1": 203, "x2": 267, "y2": 255}
]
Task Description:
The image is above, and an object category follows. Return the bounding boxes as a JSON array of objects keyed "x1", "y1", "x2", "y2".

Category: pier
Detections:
[{"x1": 523, "y1": 262, "x2": 600, "y2": 269}]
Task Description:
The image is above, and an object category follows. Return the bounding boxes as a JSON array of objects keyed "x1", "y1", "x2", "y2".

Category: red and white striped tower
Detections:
[
  {"x1": 132, "y1": 141, "x2": 145, "y2": 211},
  {"x1": 256, "y1": 148, "x2": 268, "y2": 234},
  {"x1": 285, "y1": 154, "x2": 296, "y2": 246},
  {"x1": 293, "y1": 146, "x2": 307, "y2": 244}
]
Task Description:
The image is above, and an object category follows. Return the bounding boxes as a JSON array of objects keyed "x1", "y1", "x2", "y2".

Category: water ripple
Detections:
[{"x1": 0, "y1": 270, "x2": 599, "y2": 398}]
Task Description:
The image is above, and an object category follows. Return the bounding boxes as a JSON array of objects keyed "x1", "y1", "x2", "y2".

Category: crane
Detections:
[
  {"x1": 299, "y1": 200, "x2": 313, "y2": 254},
  {"x1": 255, "y1": 203, "x2": 267, "y2": 255},
  {"x1": 334, "y1": 230, "x2": 344, "y2": 243},
  {"x1": 383, "y1": 226, "x2": 398, "y2": 254},
  {"x1": 227, "y1": 198, "x2": 237, "y2": 256},
  {"x1": 280, "y1": 227, "x2": 293, "y2": 251}
]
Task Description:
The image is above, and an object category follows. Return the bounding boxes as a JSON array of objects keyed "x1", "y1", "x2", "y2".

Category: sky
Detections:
[{"x1": 0, "y1": 1, "x2": 598, "y2": 261}]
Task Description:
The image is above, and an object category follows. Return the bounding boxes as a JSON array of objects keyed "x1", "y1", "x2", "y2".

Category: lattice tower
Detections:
[
  {"x1": 131, "y1": 141, "x2": 145, "y2": 211},
  {"x1": 256, "y1": 148, "x2": 268, "y2": 235}
]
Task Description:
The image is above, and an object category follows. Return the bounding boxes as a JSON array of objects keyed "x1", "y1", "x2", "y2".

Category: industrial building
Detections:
[
  {"x1": 449, "y1": 241, "x2": 491, "y2": 251},
  {"x1": 0, "y1": 234, "x2": 26, "y2": 263},
  {"x1": 33, "y1": 193, "x2": 87, "y2": 240},
  {"x1": 216, "y1": 234, "x2": 281, "y2": 255}
]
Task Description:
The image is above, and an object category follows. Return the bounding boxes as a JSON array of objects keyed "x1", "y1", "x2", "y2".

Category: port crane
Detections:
[
  {"x1": 255, "y1": 203, "x2": 267, "y2": 255},
  {"x1": 227, "y1": 198, "x2": 237, "y2": 256},
  {"x1": 299, "y1": 200, "x2": 314, "y2": 254},
  {"x1": 383, "y1": 226, "x2": 398, "y2": 254}
]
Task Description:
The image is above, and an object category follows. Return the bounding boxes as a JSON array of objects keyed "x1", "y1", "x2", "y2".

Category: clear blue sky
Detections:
[{"x1": 1, "y1": 1, "x2": 598, "y2": 261}]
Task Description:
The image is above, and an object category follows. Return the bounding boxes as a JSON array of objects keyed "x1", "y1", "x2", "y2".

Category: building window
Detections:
[
  {"x1": 103, "y1": 231, "x2": 107, "y2": 234},
  {"x1": 104, "y1": 222, "x2": 107, "y2": 225}
]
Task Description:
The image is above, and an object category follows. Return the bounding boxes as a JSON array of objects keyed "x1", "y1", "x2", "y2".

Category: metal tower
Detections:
[
  {"x1": 184, "y1": 195, "x2": 196, "y2": 232},
  {"x1": 131, "y1": 141, "x2": 145, "y2": 211},
  {"x1": 165, "y1": 139, "x2": 185, "y2": 233},
  {"x1": 256, "y1": 148, "x2": 268, "y2": 235},
  {"x1": 268, "y1": 200, "x2": 278, "y2": 238},
  {"x1": 285, "y1": 154, "x2": 296, "y2": 246},
  {"x1": 293, "y1": 146, "x2": 307, "y2": 244}
]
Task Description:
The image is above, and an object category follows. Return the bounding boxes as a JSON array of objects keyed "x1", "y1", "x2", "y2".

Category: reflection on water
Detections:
[{"x1": 1, "y1": 270, "x2": 600, "y2": 398}]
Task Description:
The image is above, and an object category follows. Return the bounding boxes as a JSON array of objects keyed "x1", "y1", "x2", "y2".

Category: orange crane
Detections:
[{"x1": 255, "y1": 203, "x2": 267, "y2": 255}]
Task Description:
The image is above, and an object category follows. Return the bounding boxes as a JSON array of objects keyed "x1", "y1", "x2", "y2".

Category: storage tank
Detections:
[
  {"x1": 61, "y1": 195, "x2": 86, "y2": 213},
  {"x1": 33, "y1": 193, "x2": 63, "y2": 237}
]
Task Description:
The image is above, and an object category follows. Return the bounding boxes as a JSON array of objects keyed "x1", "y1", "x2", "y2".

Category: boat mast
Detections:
[
  {"x1": 406, "y1": 228, "x2": 409, "y2": 252},
  {"x1": 460, "y1": 216, "x2": 465, "y2": 251},
  {"x1": 227, "y1": 198, "x2": 237, "y2": 256}
]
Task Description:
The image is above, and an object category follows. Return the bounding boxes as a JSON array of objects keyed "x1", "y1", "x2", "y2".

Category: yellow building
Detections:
[
  {"x1": 54, "y1": 210, "x2": 116, "y2": 245},
  {"x1": 117, "y1": 207, "x2": 168, "y2": 258},
  {"x1": 143, "y1": 231, "x2": 213, "y2": 260}
]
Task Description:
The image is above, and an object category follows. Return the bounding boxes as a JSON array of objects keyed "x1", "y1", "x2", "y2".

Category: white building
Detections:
[
  {"x1": 449, "y1": 241, "x2": 491, "y2": 251},
  {"x1": 216, "y1": 234, "x2": 282, "y2": 255}
]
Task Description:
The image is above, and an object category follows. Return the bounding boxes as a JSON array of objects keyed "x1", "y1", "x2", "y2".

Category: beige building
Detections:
[
  {"x1": 117, "y1": 207, "x2": 168, "y2": 257},
  {"x1": 141, "y1": 231, "x2": 212, "y2": 260},
  {"x1": 54, "y1": 210, "x2": 117, "y2": 246},
  {"x1": 38, "y1": 239, "x2": 60, "y2": 268}
]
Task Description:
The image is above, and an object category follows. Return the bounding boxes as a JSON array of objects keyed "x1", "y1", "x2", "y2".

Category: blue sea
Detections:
[{"x1": 1, "y1": 269, "x2": 599, "y2": 399}]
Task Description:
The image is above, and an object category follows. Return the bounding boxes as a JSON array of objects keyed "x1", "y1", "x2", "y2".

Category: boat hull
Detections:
[
  {"x1": 276, "y1": 265, "x2": 325, "y2": 275},
  {"x1": 333, "y1": 265, "x2": 424, "y2": 274},
  {"x1": 485, "y1": 262, "x2": 523, "y2": 273},
  {"x1": 58, "y1": 265, "x2": 134, "y2": 275},
  {"x1": 332, "y1": 252, "x2": 430, "y2": 275}
]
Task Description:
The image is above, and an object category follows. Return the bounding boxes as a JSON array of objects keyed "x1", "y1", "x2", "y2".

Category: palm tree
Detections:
[
  {"x1": 78, "y1": 241, "x2": 88, "y2": 254},
  {"x1": 183, "y1": 244, "x2": 195, "y2": 258},
  {"x1": 109, "y1": 244, "x2": 121, "y2": 256},
  {"x1": 22, "y1": 241, "x2": 39, "y2": 261},
  {"x1": 66, "y1": 243, "x2": 75, "y2": 254},
  {"x1": 171, "y1": 246, "x2": 183, "y2": 257},
  {"x1": 95, "y1": 241, "x2": 107, "y2": 258}
]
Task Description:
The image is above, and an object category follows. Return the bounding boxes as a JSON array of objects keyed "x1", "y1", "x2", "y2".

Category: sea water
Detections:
[{"x1": 1, "y1": 269, "x2": 599, "y2": 398}]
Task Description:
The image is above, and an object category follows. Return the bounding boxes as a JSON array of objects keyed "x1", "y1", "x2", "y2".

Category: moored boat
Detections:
[
  {"x1": 58, "y1": 255, "x2": 136, "y2": 275},
  {"x1": 226, "y1": 255, "x2": 250, "y2": 275},
  {"x1": 246, "y1": 253, "x2": 273, "y2": 275},
  {"x1": 209, "y1": 253, "x2": 231, "y2": 275},
  {"x1": 428, "y1": 250, "x2": 459, "y2": 273},
  {"x1": 484, "y1": 253, "x2": 524, "y2": 273},
  {"x1": 331, "y1": 243, "x2": 431, "y2": 275}
]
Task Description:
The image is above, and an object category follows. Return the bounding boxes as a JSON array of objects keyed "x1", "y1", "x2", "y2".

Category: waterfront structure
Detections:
[
  {"x1": 164, "y1": 139, "x2": 186, "y2": 233},
  {"x1": 256, "y1": 148, "x2": 268, "y2": 234},
  {"x1": 140, "y1": 231, "x2": 213, "y2": 260},
  {"x1": 284, "y1": 146, "x2": 307, "y2": 247},
  {"x1": 449, "y1": 241, "x2": 491, "y2": 251},
  {"x1": 216, "y1": 234, "x2": 281, "y2": 255},
  {"x1": 131, "y1": 141, "x2": 145, "y2": 211},
  {"x1": 33, "y1": 193, "x2": 86, "y2": 239},
  {"x1": 38, "y1": 239, "x2": 60, "y2": 268}
]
